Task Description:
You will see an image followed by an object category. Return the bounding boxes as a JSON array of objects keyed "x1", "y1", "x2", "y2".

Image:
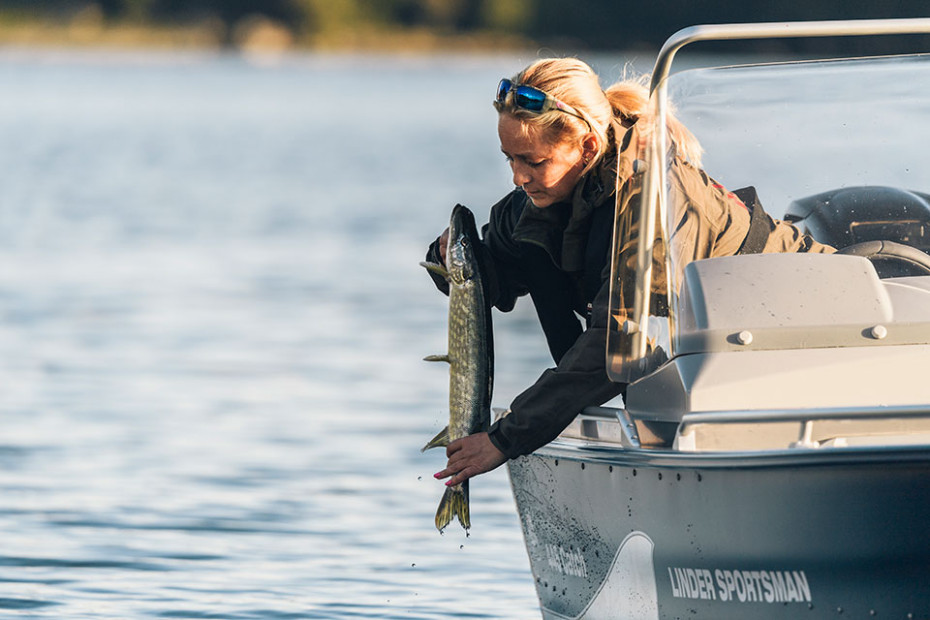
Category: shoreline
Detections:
[{"x1": 0, "y1": 17, "x2": 558, "y2": 55}]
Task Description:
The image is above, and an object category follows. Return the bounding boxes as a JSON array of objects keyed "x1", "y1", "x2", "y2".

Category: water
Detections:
[
  {"x1": 0, "y1": 46, "x2": 630, "y2": 618},
  {"x1": 5, "y1": 44, "x2": 861, "y2": 618}
]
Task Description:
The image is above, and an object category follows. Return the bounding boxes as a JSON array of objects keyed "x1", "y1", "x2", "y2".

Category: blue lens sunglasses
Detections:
[{"x1": 496, "y1": 78, "x2": 592, "y2": 131}]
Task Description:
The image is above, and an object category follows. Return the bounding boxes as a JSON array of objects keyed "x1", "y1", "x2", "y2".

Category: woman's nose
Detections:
[{"x1": 511, "y1": 163, "x2": 531, "y2": 187}]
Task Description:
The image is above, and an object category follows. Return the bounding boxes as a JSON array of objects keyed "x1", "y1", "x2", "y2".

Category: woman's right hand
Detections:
[{"x1": 433, "y1": 432, "x2": 507, "y2": 487}]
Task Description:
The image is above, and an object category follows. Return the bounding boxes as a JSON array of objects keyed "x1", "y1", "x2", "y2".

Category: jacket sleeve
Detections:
[{"x1": 487, "y1": 277, "x2": 625, "y2": 458}]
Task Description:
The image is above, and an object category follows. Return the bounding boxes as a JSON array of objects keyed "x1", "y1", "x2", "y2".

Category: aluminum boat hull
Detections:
[
  {"x1": 504, "y1": 17, "x2": 930, "y2": 620},
  {"x1": 508, "y1": 443, "x2": 930, "y2": 619}
]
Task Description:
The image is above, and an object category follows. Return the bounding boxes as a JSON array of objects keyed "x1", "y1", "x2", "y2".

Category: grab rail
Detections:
[
  {"x1": 582, "y1": 406, "x2": 642, "y2": 449},
  {"x1": 650, "y1": 18, "x2": 930, "y2": 93},
  {"x1": 679, "y1": 403, "x2": 930, "y2": 432}
]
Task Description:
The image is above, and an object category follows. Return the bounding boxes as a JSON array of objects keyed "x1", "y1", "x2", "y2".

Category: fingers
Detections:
[
  {"x1": 433, "y1": 441, "x2": 462, "y2": 471},
  {"x1": 432, "y1": 439, "x2": 465, "y2": 480},
  {"x1": 445, "y1": 467, "x2": 478, "y2": 487},
  {"x1": 433, "y1": 444, "x2": 470, "y2": 485},
  {"x1": 431, "y1": 433, "x2": 507, "y2": 487},
  {"x1": 433, "y1": 463, "x2": 477, "y2": 487},
  {"x1": 445, "y1": 437, "x2": 463, "y2": 457}
]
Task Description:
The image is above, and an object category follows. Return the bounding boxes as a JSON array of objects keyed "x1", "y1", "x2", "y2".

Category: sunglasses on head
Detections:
[{"x1": 495, "y1": 78, "x2": 592, "y2": 131}]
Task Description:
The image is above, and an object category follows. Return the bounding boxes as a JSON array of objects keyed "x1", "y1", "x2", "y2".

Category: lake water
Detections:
[
  {"x1": 12, "y1": 42, "x2": 894, "y2": 618},
  {"x1": 0, "y1": 46, "x2": 672, "y2": 619}
]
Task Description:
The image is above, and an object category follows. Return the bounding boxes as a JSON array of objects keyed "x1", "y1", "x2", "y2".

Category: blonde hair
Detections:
[{"x1": 497, "y1": 58, "x2": 703, "y2": 168}]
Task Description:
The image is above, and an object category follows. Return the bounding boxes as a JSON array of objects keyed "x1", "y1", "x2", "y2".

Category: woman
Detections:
[{"x1": 426, "y1": 58, "x2": 831, "y2": 489}]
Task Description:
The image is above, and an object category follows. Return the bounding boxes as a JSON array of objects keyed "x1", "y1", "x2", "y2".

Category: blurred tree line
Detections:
[
  {"x1": 0, "y1": 0, "x2": 528, "y2": 33},
  {"x1": 1, "y1": 0, "x2": 928, "y2": 51}
]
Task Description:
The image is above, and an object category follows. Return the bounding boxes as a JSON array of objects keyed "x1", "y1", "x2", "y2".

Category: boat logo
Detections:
[{"x1": 667, "y1": 566, "x2": 812, "y2": 604}]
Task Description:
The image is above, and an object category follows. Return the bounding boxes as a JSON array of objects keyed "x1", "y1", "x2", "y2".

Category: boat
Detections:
[{"x1": 505, "y1": 18, "x2": 930, "y2": 619}]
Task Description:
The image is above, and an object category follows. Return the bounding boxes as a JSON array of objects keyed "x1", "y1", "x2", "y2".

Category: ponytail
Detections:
[
  {"x1": 604, "y1": 77, "x2": 703, "y2": 166},
  {"x1": 503, "y1": 58, "x2": 703, "y2": 168}
]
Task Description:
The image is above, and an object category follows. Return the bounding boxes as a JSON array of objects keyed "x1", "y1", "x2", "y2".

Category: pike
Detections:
[{"x1": 420, "y1": 204, "x2": 494, "y2": 533}]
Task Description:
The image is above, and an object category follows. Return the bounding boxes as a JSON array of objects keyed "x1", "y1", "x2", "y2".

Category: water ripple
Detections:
[
  {"x1": 0, "y1": 598, "x2": 58, "y2": 610},
  {"x1": 0, "y1": 50, "x2": 543, "y2": 619},
  {"x1": 0, "y1": 556, "x2": 168, "y2": 572}
]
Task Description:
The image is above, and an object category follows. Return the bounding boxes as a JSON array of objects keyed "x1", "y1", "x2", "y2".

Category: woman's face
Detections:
[{"x1": 498, "y1": 113, "x2": 586, "y2": 208}]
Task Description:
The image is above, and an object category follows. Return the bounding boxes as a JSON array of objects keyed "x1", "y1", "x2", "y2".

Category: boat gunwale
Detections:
[{"x1": 530, "y1": 436, "x2": 930, "y2": 470}]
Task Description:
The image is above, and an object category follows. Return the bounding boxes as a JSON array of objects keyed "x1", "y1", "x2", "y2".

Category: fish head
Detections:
[{"x1": 446, "y1": 205, "x2": 482, "y2": 286}]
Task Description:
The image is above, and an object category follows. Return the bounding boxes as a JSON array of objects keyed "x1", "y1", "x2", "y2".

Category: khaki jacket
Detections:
[{"x1": 612, "y1": 123, "x2": 833, "y2": 307}]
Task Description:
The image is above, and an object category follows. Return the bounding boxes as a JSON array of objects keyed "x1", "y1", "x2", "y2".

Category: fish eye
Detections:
[{"x1": 461, "y1": 237, "x2": 469, "y2": 247}]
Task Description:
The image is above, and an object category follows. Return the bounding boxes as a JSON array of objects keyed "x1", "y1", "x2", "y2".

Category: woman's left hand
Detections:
[{"x1": 433, "y1": 432, "x2": 507, "y2": 486}]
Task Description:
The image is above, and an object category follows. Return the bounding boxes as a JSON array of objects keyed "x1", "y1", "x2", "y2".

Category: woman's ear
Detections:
[{"x1": 581, "y1": 132, "x2": 600, "y2": 161}]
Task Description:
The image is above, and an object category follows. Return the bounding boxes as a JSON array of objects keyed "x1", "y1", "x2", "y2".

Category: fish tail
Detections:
[
  {"x1": 435, "y1": 480, "x2": 470, "y2": 533},
  {"x1": 421, "y1": 426, "x2": 449, "y2": 452}
]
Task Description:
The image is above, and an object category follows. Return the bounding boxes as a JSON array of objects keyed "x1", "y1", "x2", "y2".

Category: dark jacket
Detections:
[
  {"x1": 427, "y1": 122, "x2": 832, "y2": 460},
  {"x1": 427, "y1": 146, "x2": 625, "y2": 459}
]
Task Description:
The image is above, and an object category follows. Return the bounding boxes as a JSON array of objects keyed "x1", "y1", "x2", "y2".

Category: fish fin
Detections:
[
  {"x1": 423, "y1": 354, "x2": 450, "y2": 363},
  {"x1": 435, "y1": 480, "x2": 470, "y2": 533},
  {"x1": 421, "y1": 426, "x2": 449, "y2": 451},
  {"x1": 419, "y1": 261, "x2": 449, "y2": 280}
]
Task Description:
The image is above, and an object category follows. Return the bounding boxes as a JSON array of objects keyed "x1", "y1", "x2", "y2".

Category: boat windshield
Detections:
[{"x1": 607, "y1": 53, "x2": 930, "y2": 382}]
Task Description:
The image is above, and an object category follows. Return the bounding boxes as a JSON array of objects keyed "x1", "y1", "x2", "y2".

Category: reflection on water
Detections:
[{"x1": 0, "y1": 48, "x2": 567, "y2": 618}]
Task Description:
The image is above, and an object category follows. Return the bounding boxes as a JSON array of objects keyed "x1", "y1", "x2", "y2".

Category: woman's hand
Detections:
[
  {"x1": 433, "y1": 432, "x2": 507, "y2": 486},
  {"x1": 437, "y1": 227, "x2": 449, "y2": 265}
]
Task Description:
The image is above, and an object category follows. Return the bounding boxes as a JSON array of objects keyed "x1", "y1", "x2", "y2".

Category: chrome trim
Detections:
[
  {"x1": 584, "y1": 406, "x2": 642, "y2": 448},
  {"x1": 679, "y1": 403, "x2": 930, "y2": 432},
  {"x1": 651, "y1": 18, "x2": 930, "y2": 92},
  {"x1": 537, "y1": 436, "x2": 930, "y2": 470}
]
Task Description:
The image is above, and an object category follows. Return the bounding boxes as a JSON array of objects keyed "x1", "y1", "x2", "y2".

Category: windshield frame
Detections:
[{"x1": 606, "y1": 18, "x2": 930, "y2": 383}]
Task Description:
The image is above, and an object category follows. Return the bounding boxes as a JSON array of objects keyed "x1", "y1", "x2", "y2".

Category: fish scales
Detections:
[
  {"x1": 421, "y1": 204, "x2": 494, "y2": 533},
  {"x1": 449, "y1": 278, "x2": 489, "y2": 432}
]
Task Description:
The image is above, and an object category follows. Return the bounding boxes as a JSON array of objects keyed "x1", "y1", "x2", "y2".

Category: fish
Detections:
[{"x1": 420, "y1": 204, "x2": 494, "y2": 533}]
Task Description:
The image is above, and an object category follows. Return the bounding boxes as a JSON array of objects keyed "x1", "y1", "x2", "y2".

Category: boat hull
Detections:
[{"x1": 508, "y1": 443, "x2": 930, "y2": 619}]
